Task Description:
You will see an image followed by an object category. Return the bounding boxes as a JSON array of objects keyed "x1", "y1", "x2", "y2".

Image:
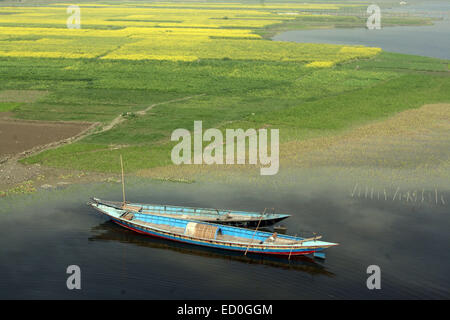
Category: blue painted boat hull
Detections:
[
  {"x1": 111, "y1": 218, "x2": 320, "y2": 255},
  {"x1": 91, "y1": 198, "x2": 290, "y2": 227},
  {"x1": 91, "y1": 220, "x2": 334, "y2": 273}
]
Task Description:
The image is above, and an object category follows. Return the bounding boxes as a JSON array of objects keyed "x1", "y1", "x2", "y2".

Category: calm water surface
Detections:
[
  {"x1": 0, "y1": 179, "x2": 449, "y2": 299},
  {"x1": 273, "y1": 1, "x2": 450, "y2": 60}
]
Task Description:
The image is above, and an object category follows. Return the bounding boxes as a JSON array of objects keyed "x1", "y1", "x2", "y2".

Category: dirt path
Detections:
[
  {"x1": 100, "y1": 94, "x2": 204, "y2": 133},
  {"x1": 0, "y1": 120, "x2": 97, "y2": 161},
  {"x1": 0, "y1": 94, "x2": 205, "y2": 192},
  {"x1": 0, "y1": 120, "x2": 100, "y2": 192},
  {"x1": 0, "y1": 120, "x2": 100, "y2": 166}
]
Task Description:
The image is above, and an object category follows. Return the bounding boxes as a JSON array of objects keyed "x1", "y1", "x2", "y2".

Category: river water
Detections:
[
  {"x1": 1, "y1": 175, "x2": 449, "y2": 299},
  {"x1": 273, "y1": 1, "x2": 450, "y2": 60}
]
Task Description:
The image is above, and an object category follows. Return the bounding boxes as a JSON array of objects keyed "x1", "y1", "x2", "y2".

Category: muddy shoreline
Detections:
[{"x1": 1, "y1": 104, "x2": 449, "y2": 196}]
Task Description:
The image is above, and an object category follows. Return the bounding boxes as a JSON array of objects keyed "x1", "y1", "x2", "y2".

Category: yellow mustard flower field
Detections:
[{"x1": 0, "y1": 2, "x2": 381, "y2": 64}]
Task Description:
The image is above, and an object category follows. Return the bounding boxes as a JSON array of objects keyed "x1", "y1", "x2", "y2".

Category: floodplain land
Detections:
[{"x1": 0, "y1": 1, "x2": 449, "y2": 195}]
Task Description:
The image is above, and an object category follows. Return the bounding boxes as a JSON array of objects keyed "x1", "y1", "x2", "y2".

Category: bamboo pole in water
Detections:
[
  {"x1": 120, "y1": 155, "x2": 126, "y2": 207},
  {"x1": 244, "y1": 208, "x2": 266, "y2": 256},
  {"x1": 288, "y1": 234, "x2": 298, "y2": 260}
]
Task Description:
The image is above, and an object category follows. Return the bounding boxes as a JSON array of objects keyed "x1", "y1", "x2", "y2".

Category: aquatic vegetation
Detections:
[
  {"x1": 0, "y1": 181, "x2": 36, "y2": 196},
  {"x1": 152, "y1": 177, "x2": 195, "y2": 184}
]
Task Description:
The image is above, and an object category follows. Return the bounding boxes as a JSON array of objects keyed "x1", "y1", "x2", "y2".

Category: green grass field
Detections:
[
  {"x1": 9, "y1": 51, "x2": 448, "y2": 173},
  {"x1": 0, "y1": 102, "x2": 21, "y2": 112}
]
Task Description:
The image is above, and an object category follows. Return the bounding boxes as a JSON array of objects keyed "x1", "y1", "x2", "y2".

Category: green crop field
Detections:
[{"x1": 0, "y1": 1, "x2": 448, "y2": 175}]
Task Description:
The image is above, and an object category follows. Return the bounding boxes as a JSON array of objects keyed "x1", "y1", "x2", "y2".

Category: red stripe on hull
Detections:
[{"x1": 113, "y1": 220, "x2": 315, "y2": 256}]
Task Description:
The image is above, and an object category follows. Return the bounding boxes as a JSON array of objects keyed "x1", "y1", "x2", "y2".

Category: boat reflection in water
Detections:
[{"x1": 89, "y1": 221, "x2": 335, "y2": 277}]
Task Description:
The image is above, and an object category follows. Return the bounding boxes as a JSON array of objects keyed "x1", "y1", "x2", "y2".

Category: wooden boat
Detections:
[
  {"x1": 90, "y1": 221, "x2": 335, "y2": 275},
  {"x1": 90, "y1": 202, "x2": 338, "y2": 257},
  {"x1": 91, "y1": 197, "x2": 291, "y2": 227}
]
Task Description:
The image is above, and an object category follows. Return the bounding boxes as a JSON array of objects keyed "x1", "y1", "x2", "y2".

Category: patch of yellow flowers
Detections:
[
  {"x1": 306, "y1": 61, "x2": 335, "y2": 68},
  {"x1": 0, "y1": 2, "x2": 382, "y2": 65}
]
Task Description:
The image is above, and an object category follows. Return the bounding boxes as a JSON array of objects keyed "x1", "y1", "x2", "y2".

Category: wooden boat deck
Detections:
[
  {"x1": 122, "y1": 204, "x2": 265, "y2": 222},
  {"x1": 141, "y1": 212, "x2": 256, "y2": 222},
  {"x1": 137, "y1": 220, "x2": 185, "y2": 234},
  {"x1": 134, "y1": 219, "x2": 300, "y2": 246}
]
